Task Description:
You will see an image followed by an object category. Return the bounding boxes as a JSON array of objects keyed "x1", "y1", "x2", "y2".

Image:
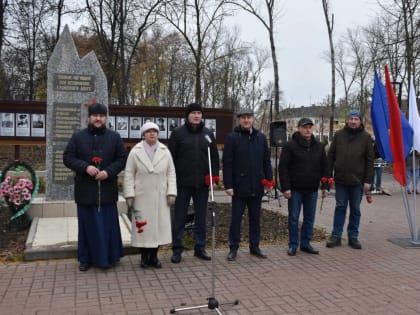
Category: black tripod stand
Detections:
[{"x1": 170, "y1": 137, "x2": 239, "y2": 314}]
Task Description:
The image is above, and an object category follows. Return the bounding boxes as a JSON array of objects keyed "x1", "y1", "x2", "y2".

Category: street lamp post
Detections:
[
  {"x1": 265, "y1": 98, "x2": 279, "y2": 200},
  {"x1": 392, "y1": 81, "x2": 402, "y2": 108}
]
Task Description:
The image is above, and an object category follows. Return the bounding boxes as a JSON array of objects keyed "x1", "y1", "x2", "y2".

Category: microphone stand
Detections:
[{"x1": 170, "y1": 139, "x2": 239, "y2": 314}]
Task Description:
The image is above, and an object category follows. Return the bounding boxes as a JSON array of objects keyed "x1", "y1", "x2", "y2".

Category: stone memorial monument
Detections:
[{"x1": 46, "y1": 25, "x2": 107, "y2": 200}]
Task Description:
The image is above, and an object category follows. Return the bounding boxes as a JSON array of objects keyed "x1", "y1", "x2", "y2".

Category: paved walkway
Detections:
[{"x1": 1, "y1": 173, "x2": 420, "y2": 314}]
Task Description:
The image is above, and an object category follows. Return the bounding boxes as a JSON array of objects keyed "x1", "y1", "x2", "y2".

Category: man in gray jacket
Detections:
[{"x1": 326, "y1": 110, "x2": 374, "y2": 250}]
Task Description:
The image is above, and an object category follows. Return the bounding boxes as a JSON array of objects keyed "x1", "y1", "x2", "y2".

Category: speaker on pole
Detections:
[{"x1": 270, "y1": 121, "x2": 287, "y2": 147}]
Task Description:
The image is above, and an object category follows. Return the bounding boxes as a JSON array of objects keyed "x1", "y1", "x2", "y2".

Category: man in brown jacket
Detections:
[{"x1": 326, "y1": 110, "x2": 374, "y2": 250}]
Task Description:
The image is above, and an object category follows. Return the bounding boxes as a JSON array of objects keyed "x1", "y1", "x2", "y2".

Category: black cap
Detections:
[
  {"x1": 88, "y1": 103, "x2": 107, "y2": 116},
  {"x1": 236, "y1": 108, "x2": 254, "y2": 117},
  {"x1": 185, "y1": 103, "x2": 203, "y2": 117},
  {"x1": 297, "y1": 118, "x2": 313, "y2": 127}
]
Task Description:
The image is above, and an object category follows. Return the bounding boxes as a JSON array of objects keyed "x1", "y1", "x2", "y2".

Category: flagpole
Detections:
[
  {"x1": 401, "y1": 187, "x2": 415, "y2": 240},
  {"x1": 411, "y1": 149, "x2": 419, "y2": 243},
  {"x1": 408, "y1": 76, "x2": 420, "y2": 244}
]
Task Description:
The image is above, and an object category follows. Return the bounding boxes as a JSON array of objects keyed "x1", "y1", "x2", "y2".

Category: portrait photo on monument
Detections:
[
  {"x1": 129, "y1": 117, "x2": 141, "y2": 139},
  {"x1": 107, "y1": 116, "x2": 115, "y2": 130},
  {"x1": 130, "y1": 117, "x2": 141, "y2": 130},
  {"x1": 142, "y1": 117, "x2": 153, "y2": 124},
  {"x1": 0, "y1": 113, "x2": 15, "y2": 136},
  {"x1": 116, "y1": 116, "x2": 129, "y2": 138},
  {"x1": 168, "y1": 118, "x2": 179, "y2": 131},
  {"x1": 17, "y1": 113, "x2": 29, "y2": 128},
  {"x1": 117, "y1": 116, "x2": 128, "y2": 130},
  {"x1": 205, "y1": 119, "x2": 216, "y2": 137},
  {"x1": 31, "y1": 113, "x2": 45, "y2": 137},
  {"x1": 16, "y1": 113, "x2": 30, "y2": 136},
  {"x1": 32, "y1": 114, "x2": 44, "y2": 128},
  {"x1": 155, "y1": 117, "x2": 167, "y2": 139},
  {"x1": 1, "y1": 113, "x2": 14, "y2": 128}
]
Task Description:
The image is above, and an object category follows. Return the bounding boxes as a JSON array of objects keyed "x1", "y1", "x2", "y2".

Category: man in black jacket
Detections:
[
  {"x1": 63, "y1": 103, "x2": 127, "y2": 271},
  {"x1": 168, "y1": 103, "x2": 219, "y2": 263},
  {"x1": 279, "y1": 118, "x2": 330, "y2": 256},
  {"x1": 223, "y1": 108, "x2": 273, "y2": 261}
]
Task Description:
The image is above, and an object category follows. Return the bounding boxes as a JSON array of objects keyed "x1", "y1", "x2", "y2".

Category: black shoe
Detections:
[
  {"x1": 171, "y1": 253, "x2": 181, "y2": 264},
  {"x1": 300, "y1": 246, "x2": 319, "y2": 254},
  {"x1": 149, "y1": 248, "x2": 162, "y2": 268},
  {"x1": 140, "y1": 248, "x2": 151, "y2": 268},
  {"x1": 287, "y1": 248, "x2": 297, "y2": 256},
  {"x1": 140, "y1": 254, "x2": 150, "y2": 269},
  {"x1": 79, "y1": 263, "x2": 90, "y2": 272},
  {"x1": 140, "y1": 259, "x2": 149, "y2": 269},
  {"x1": 326, "y1": 236, "x2": 341, "y2": 248},
  {"x1": 194, "y1": 250, "x2": 211, "y2": 261},
  {"x1": 150, "y1": 258, "x2": 162, "y2": 269},
  {"x1": 227, "y1": 249, "x2": 237, "y2": 261},
  {"x1": 348, "y1": 238, "x2": 362, "y2": 249},
  {"x1": 250, "y1": 247, "x2": 267, "y2": 258}
]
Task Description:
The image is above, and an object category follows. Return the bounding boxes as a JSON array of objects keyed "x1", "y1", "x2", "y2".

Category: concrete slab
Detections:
[
  {"x1": 388, "y1": 238, "x2": 420, "y2": 248},
  {"x1": 24, "y1": 214, "x2": 134, "y2": 261}
]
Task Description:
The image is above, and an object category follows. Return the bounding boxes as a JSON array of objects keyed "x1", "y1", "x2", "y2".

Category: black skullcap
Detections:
[
  {"x1": 88, "y1": 103, "x2": 107, "y2": 116},
  {"x1": 185, "y1": 103, "x2": 203, "y2": 117}
]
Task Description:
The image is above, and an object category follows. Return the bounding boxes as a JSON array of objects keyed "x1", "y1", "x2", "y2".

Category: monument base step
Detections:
[
  {"x1": 24, "y1": 214, "x2": 138, "y2": 261},
  {"x1": 27, "y1": 195, "x2": 128, "y2": 218}
]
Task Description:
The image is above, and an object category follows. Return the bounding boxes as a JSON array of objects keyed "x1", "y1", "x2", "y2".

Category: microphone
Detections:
[{"x1": 204, "y1": 134, "x2": 212, "y2": 144}]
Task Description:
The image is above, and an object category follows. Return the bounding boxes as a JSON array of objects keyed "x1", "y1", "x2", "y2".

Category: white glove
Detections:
[{"x1": 125, "y1": 197, "x2": 134, "y2": 208}]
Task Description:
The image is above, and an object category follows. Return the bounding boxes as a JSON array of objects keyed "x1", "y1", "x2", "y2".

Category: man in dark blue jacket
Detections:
[
  {"x1": 168, "y1": 103, "x2": 219, "y2": 263},
  {"x1": 279, "y1": 118, "x2": 330, "y2": 256},
  {"x1": 63, "y1": 103, "x2": 127, "y2": 271},
  {"x1": 223, "y1": 108, "x2": 273, "y2": 261}
]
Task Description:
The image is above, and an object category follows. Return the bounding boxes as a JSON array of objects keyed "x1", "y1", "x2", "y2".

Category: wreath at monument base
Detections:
[{"x1": 0, "y1": 161, "x2": 39, "y2": 229}]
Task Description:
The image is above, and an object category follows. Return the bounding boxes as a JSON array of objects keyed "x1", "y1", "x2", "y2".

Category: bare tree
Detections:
[
  {"x1": 7, "y1": 0, "x2": 54, "y2": 100},
  {"x1": 374, "y1": 0, "x2": 420, "y2": 99},
  {"x1": 0, "y1": 0, "x2": 8, "y2": 59},
  {"x1": 84, "y1": 0, "x2": 122, "y2": 102},
  {"x1": 334, "y1": 40, "x2": 357, "y2": 108},
  {"x1": 226, "y1": 0, "x2": 281, "y2": 118},
  {"x1": 159, "y1": 0, "x2": 228, "y2": 105},
  {"x1": 117, "y1": 0, "x2": 162, "y2": 105},
  {"x1": 322, "y1": 0, "x2": 335, "y2": 141},
  {"x1": 345, "y1": 28, "x2": 372, "y2": 116}
]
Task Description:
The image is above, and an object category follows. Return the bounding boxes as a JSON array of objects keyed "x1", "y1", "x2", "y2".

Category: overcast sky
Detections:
[{"x1": 228, "y1": 0, "x2": 379, "y2": 107}]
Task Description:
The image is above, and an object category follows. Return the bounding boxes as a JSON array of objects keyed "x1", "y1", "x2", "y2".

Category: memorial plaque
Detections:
[
  {"x1": 54, "y1": 74, "x2": 94, "y2": 92},
  {"x1": 52, "y1": 148, "x2": 73, "y2": 185},
  {"x1": 52, "y1": 103, "x2": 81, "y2": 140}
]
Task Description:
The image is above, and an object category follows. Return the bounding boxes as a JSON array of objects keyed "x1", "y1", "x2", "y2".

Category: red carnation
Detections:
[
  {"x1": 205, "y1": 174, "x2": 220, "y2": 186},
  {"x1": 261, "y1": 179, "x2": 275, "y2": 189},
  {"x1": 91, "y1": 156, "x2": 103, "y2": 165},
  {"x1": 135, "y1": 220, "x2": 148, "y2": 228},
  {"x1": 135, "y1": 220, "x2": 147, "y2": 233},
  {"x1": 321, "y1": 177, "x2": 334, "y2": 185}
]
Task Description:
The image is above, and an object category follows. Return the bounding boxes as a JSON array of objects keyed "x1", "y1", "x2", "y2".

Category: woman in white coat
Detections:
[{"x1": 124, "y1": 122, "x2": 177, "y2": 268}]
